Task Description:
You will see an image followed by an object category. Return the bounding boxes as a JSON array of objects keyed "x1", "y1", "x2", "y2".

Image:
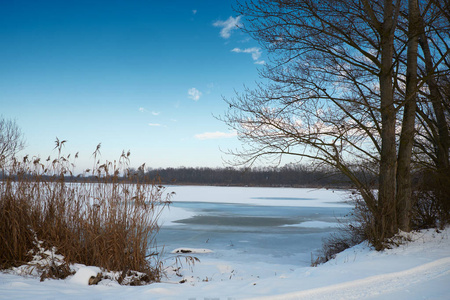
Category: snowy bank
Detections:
[{"x1": 1, "y1": 227, "x2": 449, "y2": 300}]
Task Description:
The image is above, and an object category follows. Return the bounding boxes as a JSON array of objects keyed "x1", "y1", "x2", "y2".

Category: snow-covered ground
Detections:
[
  {"x1": 1, "y1": 227, "x2": 448, "y2": 299},
  {"x1": 1, "y1": 187, "x2": 449, "y2": 299}
]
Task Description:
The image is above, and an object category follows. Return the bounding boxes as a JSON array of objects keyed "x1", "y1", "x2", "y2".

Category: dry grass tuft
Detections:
[{"x1": 0, "y1": 141, "x2": 171, "y2": 283}]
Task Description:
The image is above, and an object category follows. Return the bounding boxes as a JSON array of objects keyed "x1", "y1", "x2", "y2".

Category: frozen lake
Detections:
[{"x1": 157, "y1": 186, "x2": 353, "y2": 266}]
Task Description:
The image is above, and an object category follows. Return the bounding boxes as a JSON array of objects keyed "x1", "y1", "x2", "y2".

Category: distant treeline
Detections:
[
  {"x1": 141, "y1": 165, "x2": 366, "y2": 188},
  {"x1": 1, "y1": 165, "x2": 376, "y2": 188}
]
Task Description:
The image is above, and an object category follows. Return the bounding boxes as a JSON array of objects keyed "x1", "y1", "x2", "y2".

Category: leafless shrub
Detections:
[
  {"x1": 412, "y1": 168, "x2": 450, "y2": 229},
  {"x1": 316, "y1": 194, "x2": 371, "y2": 264},
  {"x1": 318, "y1": 172, "x2": 450, "y2": 264}
]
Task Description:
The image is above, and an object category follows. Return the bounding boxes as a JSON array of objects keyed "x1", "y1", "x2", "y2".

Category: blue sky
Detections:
[{"x1": 0, "y1": 0, "x2": 265, "y2": 171}]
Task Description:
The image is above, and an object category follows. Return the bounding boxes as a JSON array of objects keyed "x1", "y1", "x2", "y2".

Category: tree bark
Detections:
[
  {"x1": 396, "y1": 0, "x2": 420, "y2": 232},
  {"x1": 377, "y1": 0, "x2": 398, "y2": 243},
  {"x1": 417, "y1": 3, "x2": 450, "y2": 223}
]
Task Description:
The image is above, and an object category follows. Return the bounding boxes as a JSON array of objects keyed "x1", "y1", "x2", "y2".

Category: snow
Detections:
[
  {"x1": 159, "y1": 206, "x2": 197, "y2": 226},
  {"x1": 1, "y1": 227, "x2": 449, "y2": 299},
  {"x1": 1, "y1": 186, "x2": 449, "y2": 299},
  {"x1": 254, "y1": 257, "x2": 450, "y2": 300},
  {"x1": 69, "y1": 266, "x2": 102, "y2": 286},
  {"x1": 163, "y1": 185, "x2": 353, "y2": 208},
  {"x1": 281, "y1": 220, "x2": 339, "y2": 228}
]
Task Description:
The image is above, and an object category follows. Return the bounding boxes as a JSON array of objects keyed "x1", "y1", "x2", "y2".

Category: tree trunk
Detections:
[
  {"x1": 396, "y1": 0, "x2": 419, "y2": 233},
  {"x1": 377, "y1": 0, "x2": 398, "y2": 245},
  {"x1": 418, "y1": 5, "x2": 450, "y2": 225},
  {"x1": 419, "y1": 25, "x2": 450, "y2": 171}
]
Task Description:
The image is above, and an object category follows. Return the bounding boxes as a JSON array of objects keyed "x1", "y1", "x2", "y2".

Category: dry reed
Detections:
[{"x1": 0, "y1": 141, "x2": 171, "y2": 283}]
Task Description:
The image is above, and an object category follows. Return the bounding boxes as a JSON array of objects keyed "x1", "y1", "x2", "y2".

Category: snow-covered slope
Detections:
[{"x1": 1, "y1": 227, "x2": 449, "y2": 300}]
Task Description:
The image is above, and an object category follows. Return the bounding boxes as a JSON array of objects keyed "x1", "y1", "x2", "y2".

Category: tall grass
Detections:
[{"x1": 0, "y1": 141, "x2": 171, "y2": 283}]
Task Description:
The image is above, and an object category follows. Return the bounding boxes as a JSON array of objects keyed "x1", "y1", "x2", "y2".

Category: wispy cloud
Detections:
[
  {"x1": 188, "y1": 88, "x2": 202, "y2": 101},
  {"x1": 213, "y1": 16, "x2": 242, "y2": 39},
  {"x1": 232, "y1": 47, "x2": 261, "y2": 60},
  {"x1": 205, "y1": 82, "x2": 216, "y2": 94},
  {"x1": 232, "y1": 47, "x2": 265, "y2": 65},
  {"x1": 192, "y1": 9, "x2": 197, "y2": 15},
  {"x1": 140, "y1": 107, "x2": 162, "y2": 115},
  {"x1": 148, "y1": 123, "x2": 161, "y2": 127},
  {"x1": 194, "y1": 130, "x2": 238, "y2": 140}
]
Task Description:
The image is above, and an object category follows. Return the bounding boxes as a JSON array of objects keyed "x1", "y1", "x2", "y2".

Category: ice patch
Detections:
[
  {"x1": 158, "y1": 206, "x2": 196, "y2": 226},
  {"x1": 282, "y1": 221, "x2": 339, "y2": 228}
]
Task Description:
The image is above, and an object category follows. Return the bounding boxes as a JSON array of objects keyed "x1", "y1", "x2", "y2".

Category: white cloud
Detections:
[
  {"x1": 194, "y1": 130, "x2": 238, "y2": 140},
  {"x1": 232, "y1": 47, "x2": 265, "y2": 64},
  {"x1": 140, "y1": 107, "x2": 162, "y2": 115},
  {"x1": 148, "y1": 123, "x2": 161, "y2": 127},
  {"x1": 188, "y1": 88, "x2": 202, "y2": 101},
  {"x1": 213, "y1": 16, "x2": 242, "y2": 39},
  {"x1": 232, "y1": 47, "x2": 261, "y2": 60},
  {"x1": 192, "y1": 9, "x2": 197, "y2": 15}
]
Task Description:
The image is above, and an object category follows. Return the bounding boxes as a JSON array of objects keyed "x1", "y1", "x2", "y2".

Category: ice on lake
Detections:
[{"x1": 157, "y1": 186, "x2": 353, "y2": 266}]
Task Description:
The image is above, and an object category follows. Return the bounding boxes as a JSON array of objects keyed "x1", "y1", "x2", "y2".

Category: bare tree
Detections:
[
  {"x1": 222, "y1": 0, "x2": 449, "y2": 248},
  {"x1": 0, "y1": 117, "x2": 26, "y2": 164},
  {"x1": 410, "y1": 0, "x2": 450, "y2": 227}
]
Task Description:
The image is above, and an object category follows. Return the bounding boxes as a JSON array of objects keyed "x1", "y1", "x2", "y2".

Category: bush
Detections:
[
  {"x1": 318, "y1": 169, "x2": 450, "y2": 264},
  {"x1": 315, "y1": 194, "x2": 371, "y2": 265},
  {"x1": 412, "y1": 168, "x2": 450, "y2": 230},
  {"x1": 0, "y1": 141, "x2": 171, "y2": 283}
]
